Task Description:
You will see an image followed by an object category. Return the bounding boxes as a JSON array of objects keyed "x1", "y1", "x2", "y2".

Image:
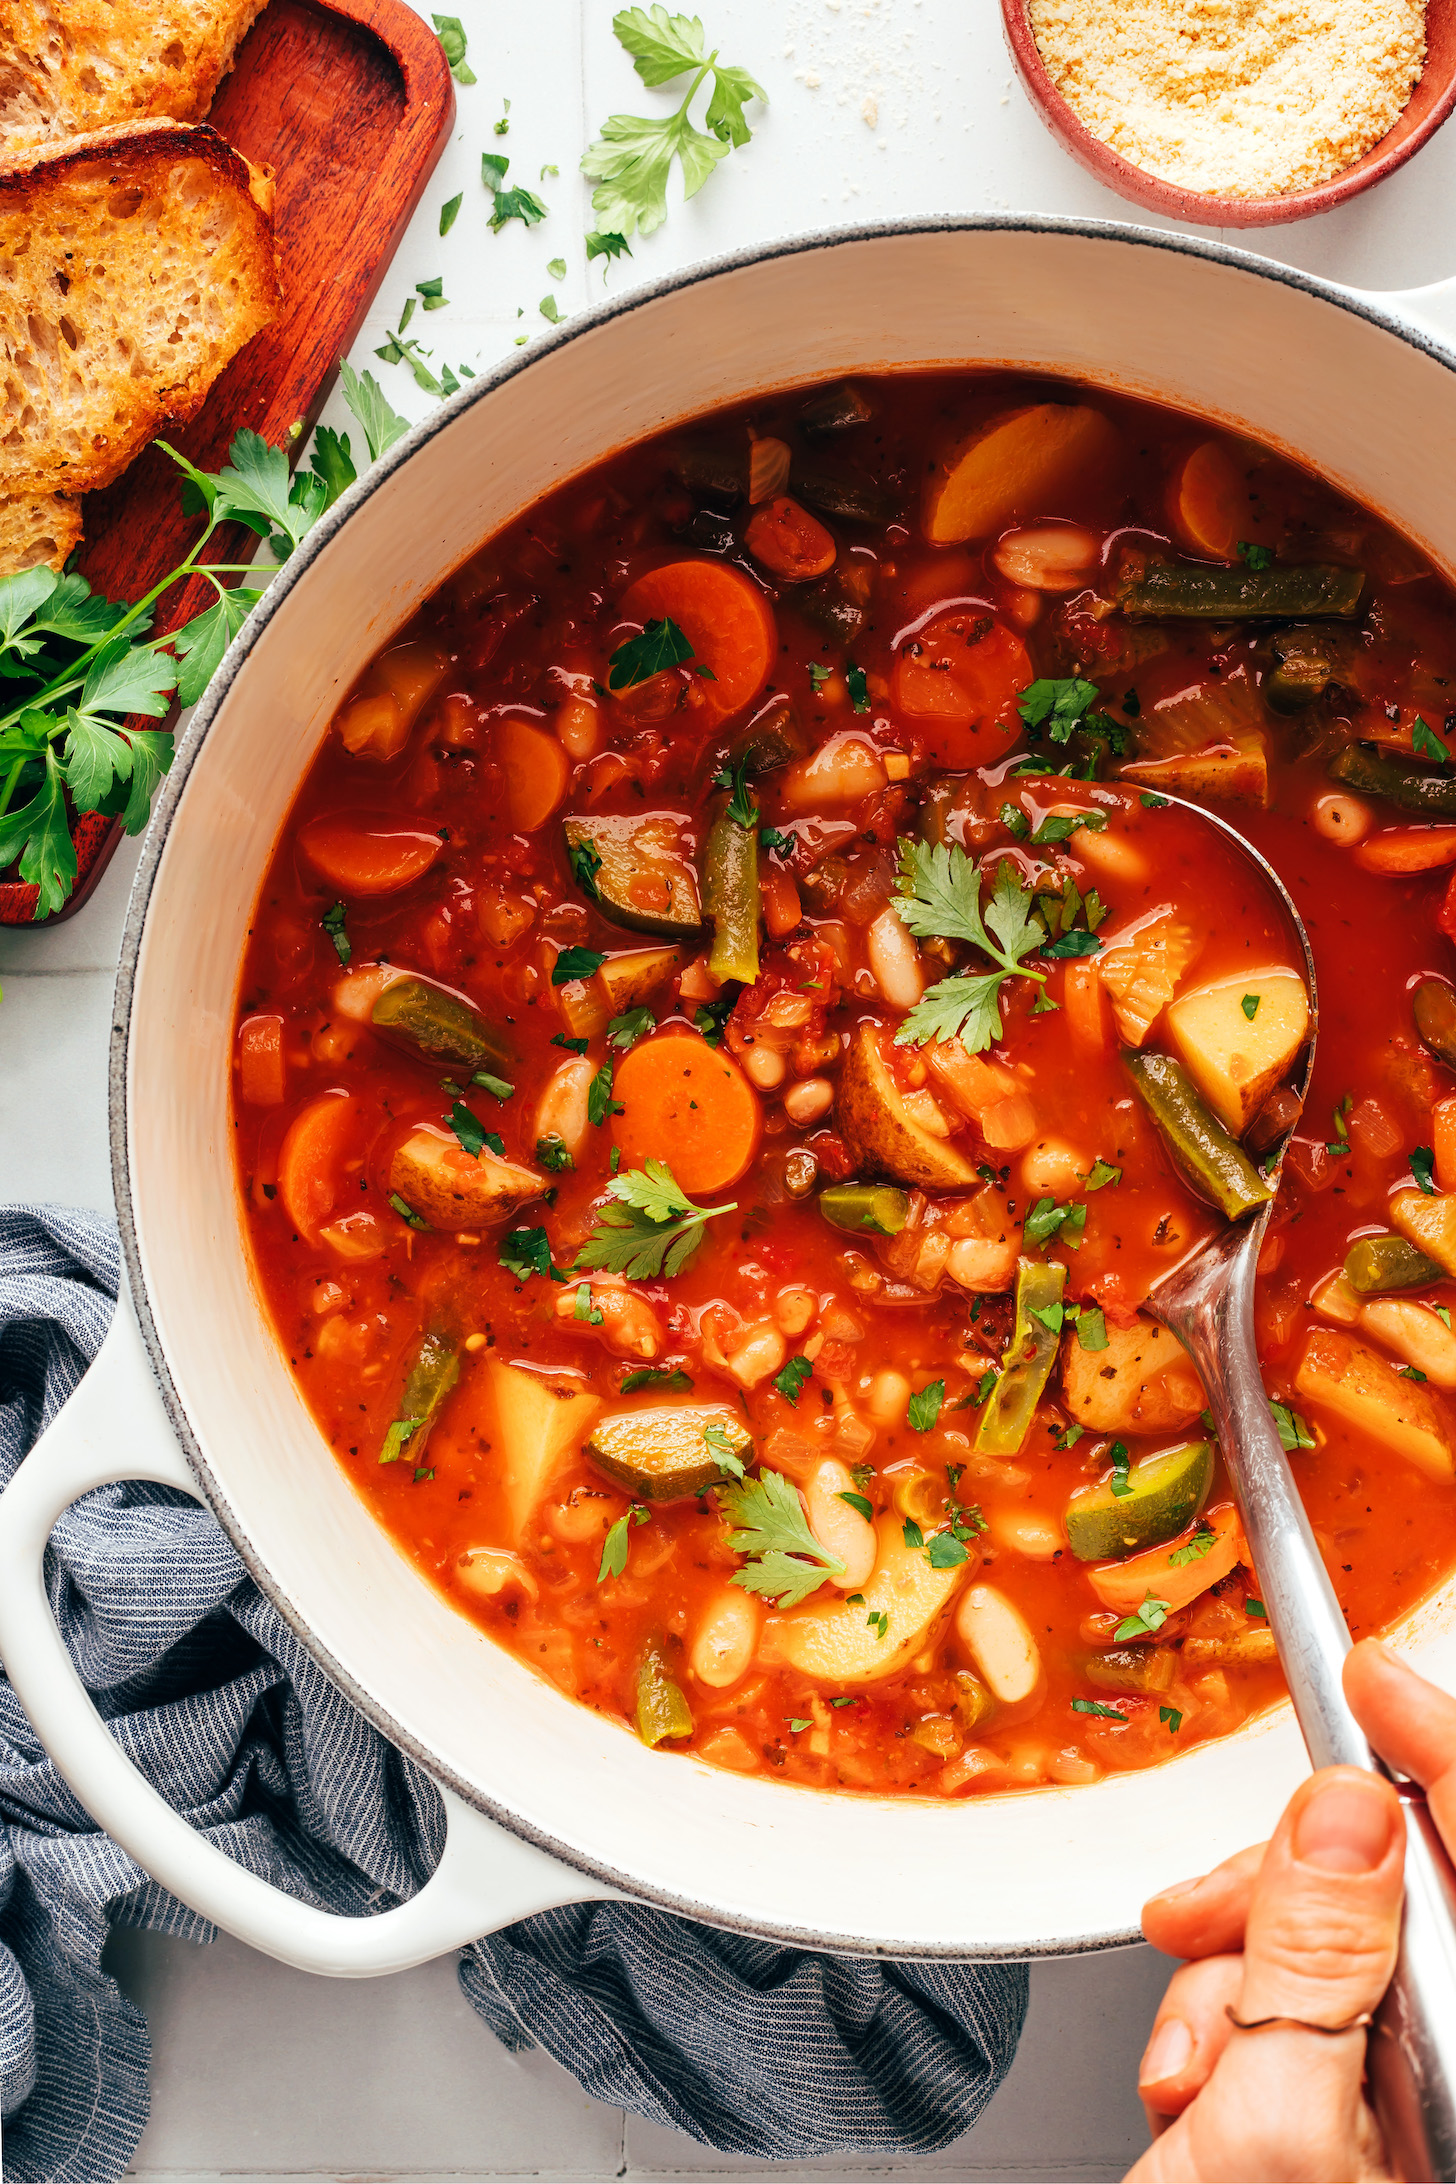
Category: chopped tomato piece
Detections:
[
  {"x1": 890, "y1": 606, "x2": 1031, "y2": 765},
  {"x1": 236, "y1": 1013, "x2": 286, "y2": 1106},
  {"x1": 745, "y1": 497, "x2": 836, "y2": 582}
]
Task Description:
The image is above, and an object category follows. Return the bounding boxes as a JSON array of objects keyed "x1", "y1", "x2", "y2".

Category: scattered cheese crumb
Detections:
[
  {"x1": 862, "y1": 93, "x2": 879, "y2": 125},
  {"x1": 1028, "y1": 0, "x2": 1426, "y2": 198}
]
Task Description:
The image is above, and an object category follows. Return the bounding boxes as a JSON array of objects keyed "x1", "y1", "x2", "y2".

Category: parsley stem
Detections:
[{"x1": 0, "y1": 754, "x2": 25, "y2": 819}]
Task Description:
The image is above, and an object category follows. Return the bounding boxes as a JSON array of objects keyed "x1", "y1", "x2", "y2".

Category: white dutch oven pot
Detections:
[{"x1": 4, "y1": 217, "x2": 1456, "y2": 1977}]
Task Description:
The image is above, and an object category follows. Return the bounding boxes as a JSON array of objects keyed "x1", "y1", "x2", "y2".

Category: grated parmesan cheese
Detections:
[{"x1": 1027, "y1": 0, "x2": 1427, "y2": 198}]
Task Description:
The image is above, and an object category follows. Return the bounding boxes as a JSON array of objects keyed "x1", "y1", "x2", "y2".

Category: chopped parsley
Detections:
[
  {"x1": 446, "y1": 1101, "x2": 491, "y2": 1159},
  {"x1": 573, "y1": 1281, "x2": 605, "y2": 1326},
  {"x1": 760, "y1": 824, "x2": 795, "y2": 855},
  {"x1": 499, "y1": 1226, "x2": 567, "y2": 1283},
  {"x1": 1270, "y1": 1400, "x2": 1315, "y2": 1452},
  {"x1": 598, "y1": 1503, "x2": 650, "y2": 1582},
  {"x1": 389, "y1": 1192, "x2": 430, "y2": 1231},
  {"x1": 1108, "y1": 1440, "x2": 1131, "y2": 1499},
  {"x1": 536, "y1": 1134, "x2": 575, "y2": 1172},
  {"x1": 1024, "y1": 1197, "x2": 1086, "y2": 1250},
  {"x1": 480, "y1": 152, "x2": 547, "y2": 232},
  {"x1": 1168, "y1": 1526, "x2": 1216, "y2": 1567},
  {"x1": 321, "y1": 901, "x2": 350, "y2": 965},
  {"x1": 552, "y1": 1033, "x2": 590, "y2": 1055},
  {"x1": 702, "y1": 1421, "x2": 745, "y2": 1480},
  {"x1": 1160, "y1": 1706, "x2": 1183, "y2": 1735},
  {"x1": 620, "y1": 1365, "x2": 694, "y2": 1393},
  {"x1": 553, "y1": 946, "x2": 608, "y2": 987},
  {"x1": 845, "y1": 663, "x2": 870, "y2": 712},
  {"x1": 772, "y1": 1355, "x2": 813, "y2": 1405},
  {"x1": 431, "y1": 13, "x2": 476, "y2": 84},
  {"x1": 1411, "y1": 1145, "x2": 1437, "y2": 1195},
  {"x1": 1114, "y1": 1593, "x2": 1170, "y2": 1641},
  {"x1": 713, "y1": 751, "x2": 758, "y2": 829},
  {"x1": 1246, "y1": 1597, "x2": 1267, "y2": 1620},
  {"x1": 572, "y1": 1158, "x2": 735, "y2": 1279},
  {"x1": 379, "y1": 1415, "x2": 422, "y2": 1464},
  {"x1": 1413, "y1": 715, "x2": 1451, "y2": 764},
  {"x1": 587, "y1": 1062, "x2": 621, "y2": 1126},
  {"x1": 1071, "y1": 1697, "x2": 1124, "y2": 1721},
  {"x1": 837, "y1": 1490, "x2": 874, "y2": 1520},
  {"x1": 568, "y1": 836, "x2": 603, "y2": 900},
  {"x1": 907, "y1": 1379, "x2": 945, "y2": 1432},
  {"x1": 694, "y1": 996, "x2": 734, "y2": 1047},
  {"x1": 1237, "y1": 541, "x2": 1274, "y2": 571},
  {"x1": 606, "y1": 1005, "x2": 655, "y2": 1050},
  {"x1": 1083, "y1": 1158, "x2": 1121, "y2": 1191},
  {"x1": 607, "y1": 615, "x2": 694, "y2": 690},
  {"x1": 1241, "y1": 993, "x2": 1260, "y2": 1021}
]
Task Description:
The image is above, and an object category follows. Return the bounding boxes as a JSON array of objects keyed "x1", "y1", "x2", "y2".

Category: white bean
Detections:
[
  {"x1": 1312, "y1": 792, "x2": 1372, "y2": 846},
  {"x1": 992, "y1": 523, "x2": 1100, "y2": 593},
  {"x1": 457, "y1": 1548, "x2": 539, "y2": 1603},
  {"x1": 1020, "y1": 1136, "x2": 1084, "y2": 1197},
  {"x1": 990, "y1": 1511, "x2": 1062, "y2": 1562},
  {"x1": 780, "y1": 733, "x2": 887, "y2": 812},
  {"x1": 866, "y1": 1368, "x2": 911, "y2": 1425},
  {"x1": 743, "y1": 1043, "x2": 788, "y2": 1091},
  {"x1": 725, "y1": 1319, "x2": 787, "y2": 1389},
  {"x1": 946, "y1": 1235, "x2": 1020, "y2": 1291},
  {"x1": 955, "y1": 1584, "x2": 1044, "y2": 1708},
  {"x1": 534, "y1": 1055, "x2": 594, "y2": 1159},
  {"x1": 1053, "y1": 816, "x2": 1149, "y2": 887},
  {"x1": 866, "y1": 905, "x2": 926, "y2": 1011},
  {"x1": 783, "y1": 1076, "x2": 835, "y2": 1126},
  {"x1": 556, "y1": 696, "x2": 602, "y2": 759},
  {"x1": 332, "y1": 962, "x2": 400, "y2": 1022},
  {"x1": 804, "y1": 1457, "x2": 877, "y2": 1589},
  {"x1": 774, "y1": 1284, "x2": 817, "y2": 1336},
  {"x1": 690, "y1": 1588, "x2": 760, "y2": 1687}
]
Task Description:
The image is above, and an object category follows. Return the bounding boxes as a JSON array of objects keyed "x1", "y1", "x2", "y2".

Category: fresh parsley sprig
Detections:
[
  {"x1": 572, "y1": 1158, "x2": 736, "y2": 1279},
  {"x1": 582, "y1": 7, "x2": 767, "y2": 241},
  {"x1": 609, "y1": 615, "x2": 695, "y2": 690},
  {"x1": 892, "y1": 839, "x2": 1048, "y2": 1055},
  {"x1": 721, "y1": 1469, "x2": 845, "y2": 1606}
]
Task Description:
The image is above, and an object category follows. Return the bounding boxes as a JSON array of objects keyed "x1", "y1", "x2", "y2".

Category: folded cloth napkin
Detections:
[{"x1": 0, "y1": 1203, "x2": 1028, "y2": 2183}]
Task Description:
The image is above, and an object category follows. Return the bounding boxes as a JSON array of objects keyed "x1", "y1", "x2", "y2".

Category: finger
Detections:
[
  {"x1": 1346, "y1": 1638, "x2": 1456, "y2": 1847},
  {"x1": 1237, "y1": 1764, "x2": 1404, "y2": 2027},
  {"x1": 1141, "y1": 1840, "x2": 1267, "y2": 1960},
  {"x1": 1138, "y1": 1953, "x2": 1242, "y2": 2123}
]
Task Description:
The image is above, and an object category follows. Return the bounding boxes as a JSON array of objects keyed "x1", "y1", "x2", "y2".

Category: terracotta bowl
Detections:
[{"x1": 1002, "y1": 0, "x2": 1456, "y2": 226}]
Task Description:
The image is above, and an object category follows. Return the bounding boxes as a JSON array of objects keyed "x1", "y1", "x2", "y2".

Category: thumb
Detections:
[{"x1": 1237, "y1": 1765, "x2": 1404, "y2": 2029}]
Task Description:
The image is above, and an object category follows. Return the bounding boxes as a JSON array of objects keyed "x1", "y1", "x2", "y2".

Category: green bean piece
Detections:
[
  {"x1": 797, "y1": 577, "x2": 866, "y2": 647},
  {"x1": 1414, "y1": 978, "x2": 1456, "y2": 1069},
  {"x1": 1344, "y1": 1234, "x2": 1444, "y2": 1295},
  {"x1": 379, "y1": 1330, "x2": 461, "y2": 1465},
  {"x1": 799, "y1": 381, "x2": 874, "y2": 437},
  {"x1": 1064, "y1": 1441, "x2": 1214, "y2": 1562},
  {"x1": 975, "y1": 1258, "x2": 1066, "y2": 1458},
  {"x1": 1124, "y1": 1051, "x2": 1276, "y2": 1221},
  {"x1": 818, "y1": 1182, "x2": 911, "y2": 1237},
  {"x1": 635, "y1": 1645, "x2": 694, "y2": 1747},
  {"x1": 703, "y1": 796, "x2": 760, "y2": 985},
  {"x1": 953, "y1": 1669, "x2": 996, "y2": 1730},
  {"x1": 1118, "y1": 562, "x2": 1364, "y2": 621},
  {"x1": 371, "y1": 978, "x2": 511, "y2": 1075},
  {"x1": 670, "y1": 437, "x2": 746, "y2": 504},
  {"x1": 1265, "y1": 628, "x2": 1338, "y2": 712},
  {"x1": 1328, "y1": 745, "x2": 1456, "y2": 818}
]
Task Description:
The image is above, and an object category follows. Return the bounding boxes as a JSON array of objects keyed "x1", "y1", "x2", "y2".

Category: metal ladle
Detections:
[{"x1": 1144, "y1": 795, "x2": 1456, "y2": 2181}]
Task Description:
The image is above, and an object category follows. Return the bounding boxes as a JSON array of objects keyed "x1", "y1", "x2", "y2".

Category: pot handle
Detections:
[
  {"x1": 0, "y1": 1293, "x2": 622, "y2": 1978},
  {"x1": 1364, "y1": 275, "x2": 1456, "y2": 347}
]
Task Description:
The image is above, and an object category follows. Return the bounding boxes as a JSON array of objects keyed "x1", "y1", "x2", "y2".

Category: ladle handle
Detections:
[{"x1": 1160, "y1": 1225, "x2": 1456, "y2": 2181}]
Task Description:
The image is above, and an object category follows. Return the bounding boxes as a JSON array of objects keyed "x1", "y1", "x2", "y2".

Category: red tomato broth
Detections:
[{"x1": 233, "y1": 370, "x2": 1456, "y2": 1800}]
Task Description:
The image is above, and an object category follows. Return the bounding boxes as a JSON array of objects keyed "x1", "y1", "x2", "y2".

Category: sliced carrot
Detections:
[
  {"x1": 1440, "y1": 868, "x2": 1456, "y2": 941},
  {"x1": 1356, "y1": 825, "x2": 1456, "y2": 875},
  {"x1": 299, "y1": 814, "x2": 444, "y2": 895},
  {"x1": 611, "y1": 1031, "x2": 761, "y2": 1195},
  {"x1": 494, "y1": 715, "x2": 570, "y2": 831},
  {"x1": 745, "y1": 497, "x2": 836, "y2": 582},
  {"x1": 277, "y1": 1092, "x2": 360, "y2": 1240},
  {"x1": 1167, "y1": 441, "x2": 1248, "y2": 560},
  {"x1": 1062, "y1": 959, "x2": 1113, "y2": 1059},
  {"x1": 619, "y1": 560, "x2": 776, "y2": 729},
  {"x1": 1435, "y1": 1097, "x2": 1456, "y2": 1194},
  {"x1": 891, "y1": 607, "x2": 1031, "y2": 767},
  {"x1": 1087, "y1": 1502, "x2": 1247, "y2": 1617},
  {"x1": 236, "y1": 1013, "x2": 286, "y2": 1106},
  {"x1": 922, "y1": 404, "x2": 1121, "y2": 544}
]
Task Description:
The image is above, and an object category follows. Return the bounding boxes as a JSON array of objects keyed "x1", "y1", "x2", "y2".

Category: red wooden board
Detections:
[{"x1": 0, "y1": 0, "x2": 454, "y2": 924}]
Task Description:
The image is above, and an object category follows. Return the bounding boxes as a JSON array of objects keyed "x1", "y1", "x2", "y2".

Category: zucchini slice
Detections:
[
  {"x1": 1064, "y1": 1440, "x2": 1214, "y2": 1562},
  {"x1": 562, "y1": 812, "x2": 703, "y2": 939},
  {"x1": 587, "y1": 1405, "x2": 752, "y2": 1502}
]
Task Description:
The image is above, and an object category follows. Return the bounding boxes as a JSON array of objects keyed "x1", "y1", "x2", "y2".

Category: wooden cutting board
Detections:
[{"x1": 0, "y1": 0, "x2": 454, "y2": 924}]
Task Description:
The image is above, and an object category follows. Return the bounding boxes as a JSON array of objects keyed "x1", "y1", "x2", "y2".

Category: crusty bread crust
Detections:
[
  {"x1": 0, "y1": 488, "x2": 80, "y2": 571},
  {"x1": 0, "y1": 0, "x2": 271, "y2": 151},
  {"x1": 0, "y1": 120, "x2": 281, "y2": 498}
]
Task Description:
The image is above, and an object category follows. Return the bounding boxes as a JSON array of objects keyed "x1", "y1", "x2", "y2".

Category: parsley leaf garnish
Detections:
[
  {"x1": 1083, "y1": 1158, "x2": 1121, "y2": 1191},
  {"x1": 1411, "y1": 1145, "x2": 1437, "y2": 1194},
  {"x1": 1017, "y1": 677, "x2": 1099, "y2": 741},
  {"x1": 721, "y1": 1469, "x2": 845, "y2": 1605},
  {"x1": 907, "y1": 1379, "x2": 945, "y2": 1431},
  {"x1": 574, "y1": 1281, "x2": 606, "y2": 1325},
  {"x1": 1241, "y1": 993, "x2": 1260, "y2": 1021},
  {"x1": 1413, "y1": 715, "x2": 1451, "y2": 764},
  {"x1": 760, "y1": 824, "x2": 794, "y2": 856},
  {"x1": 447, "y1": 1101, "x2": 490, "y2": 1159},
  {"x1": 1074, "y1": 1305, "x2": 1108, "y2": 1352},
  {"x1": 480, "y1": 152, "x2": 548, "y2": 231},
  {"x1": 694, "y1": 996, "x2": 734, "y2": 1047},
  {"x1": 389, "y1": 1192, "x2": 430, "y2": 1231},
  {"x1": 1237, "y1": 541, "x2": 1275, "y2": 571},
  {"x1": 568, "y1": 836, "x2": 603, "y2": 901},
  {"x1": 588, "y1": 1062, "x2": 621, "y2": 1126},
  {"x1": 772, "y1": 1355, "x2": 813, "y2": 1405},
  {"x1": 620, "y1": 1364, "x2": 695, "y2": 1392},
  {"x1": 1160, "y1": 1706, "x2": 1183, "y2": 1734},
  {"x1": 1071, "y1": 1697, "x2": 1124, "y2": 1721},
  {"x1": 1270, "y1": 1400, "x2": 1316, "y2": 1452},
  {"x1": 845, "y1": 663, "x2": 870, "y2": 713},
  {"x1": 553, "y1": 946, "x2": 608, "y2": 986},
  {"x1": 1246, "y1": 1597, "x2": 1267, "y2": 1619},
  {"x1": 1168, "y1": 1527, "x2": 1216, "y2": 1567},
  {"x1": 572, "y1": 1157, "x2": 735, "y2": 1279},
  {"x1": 536, "y1": 1133, "x2": 575, "y2": 1173},
  {"x1": 837, "y1": 1490, "x2": 874, "y2": 1520},
  {"x1": 702, "y1": 1420, "x2": 745, "y2": 1479},
  {"x1": 598, "y1": 1502, "x2": 650, "y2": 1582},
  {"x1": 582, "y1": 9, "x2": 767, "y2": 240},
  {"x1": 713, "y1": 751, "x2": 758, "y2": 828},
  {"x1": 321, "y1": 901, "x2": 350, "y2": 966},
  {"x1": 1114, "y1": 1593, "x2": 1170, "y2": 1641},
  {"x1": 892, "y1": 841, "x2": 1047, "y2": 1054},
  {"x1": 608, "y1": 614, "x2": 694, "y2": 690},
  {"x1": 500, "y1": 1227, "x2": 568, "y2": 1283},
  {"x1": 1024, "y1": 1197, "x2": 1086, "y2": 1250},
  {"x1": 431, "y1": 13, "x2": 477, "y2": 83},
  {"x1": 607, "y1": 1005, "x2": 655, "y2": 1050}
]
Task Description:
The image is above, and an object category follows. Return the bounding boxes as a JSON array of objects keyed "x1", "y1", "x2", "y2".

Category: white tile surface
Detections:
[{"x1": 9, "y1": 0, "x2": 1452, "y2": 2172}]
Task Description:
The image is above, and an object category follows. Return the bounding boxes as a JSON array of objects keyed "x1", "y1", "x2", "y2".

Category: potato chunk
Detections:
[
  {"x1": 1294, "y1": 1326, "x2": 1454, "y2": 1482},
  {"x1": 1165, "y1": 968, "x2": 1310, "y2": 1135},
  {"x1": 1060, "y1": 1314, "x2": 1206, "y2": 1434},
  {"x1": 1120, "y1": 735, "x2": 1269, "y2": 808},
  {"x1": 757, "y1": 1515, "x2": 966, "y2": 1682},
  {"x1": 488, "y1": 1360, "x2": 603, "y2": 1536},
  {"x1": 835, "y1": 1021, "x2": 977, "y2": 1190},
  {"x1": 1098, "y1": 912, "x2": 1203, "y2": 1047},
  {"x1": 1391, "y1": 1188, "x2": 1456, "y2": 1279},
  {"x1": 389, "y1": 1126, "x2": 543, "y2": 1229},
  {"x1": 922, "y1": 403, "x2": 1121, "y2": 544}
]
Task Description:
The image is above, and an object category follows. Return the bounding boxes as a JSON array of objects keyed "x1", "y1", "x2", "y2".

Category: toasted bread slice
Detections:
[
  {"x1": 0, "y1": 489, "x2": 81, "y2": 572},
  {"x1": 0, "y1": 0, "x2": 270, "y2": 151},
  {"x1": 0, "y1": 122, "x2": 280, "y2": 499}
]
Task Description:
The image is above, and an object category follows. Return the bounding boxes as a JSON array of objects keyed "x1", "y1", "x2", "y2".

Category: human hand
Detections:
[{"x1": 1125, "y1": 1638, "x2": 1456, "y2": 2182}]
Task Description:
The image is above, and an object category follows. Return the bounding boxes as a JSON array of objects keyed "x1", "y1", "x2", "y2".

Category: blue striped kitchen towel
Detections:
[{"x1": 0, "y1": 1202, "x2": 1027, "y2": 2183}]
